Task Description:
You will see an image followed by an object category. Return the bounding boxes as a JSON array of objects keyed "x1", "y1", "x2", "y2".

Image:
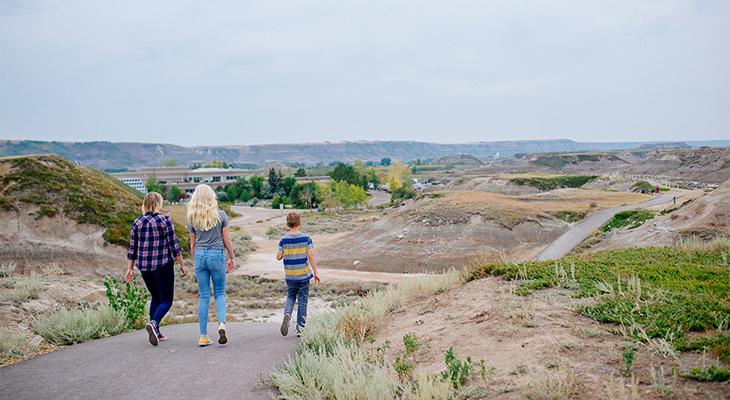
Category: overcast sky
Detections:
[{"x1": 0, "y1": 0, "x2": 728, "y2": 146}]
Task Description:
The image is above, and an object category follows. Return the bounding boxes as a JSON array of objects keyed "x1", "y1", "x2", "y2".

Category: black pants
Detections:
[{"x1": 140, "y1": 260, "x2": 175, "y2": 327}]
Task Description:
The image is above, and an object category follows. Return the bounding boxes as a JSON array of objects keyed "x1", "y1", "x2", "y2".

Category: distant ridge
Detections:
[{"x1": 1, "y1": 139, "x2": 728, "y2": 169}]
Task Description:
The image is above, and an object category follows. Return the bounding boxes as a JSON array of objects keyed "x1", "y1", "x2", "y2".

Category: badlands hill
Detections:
[
  {"x1": 0, "y1": 154, "x2": 188, "y2": 275},
  {"x1": 3, "y1": 139, "x2": 729, "y2": 169}
]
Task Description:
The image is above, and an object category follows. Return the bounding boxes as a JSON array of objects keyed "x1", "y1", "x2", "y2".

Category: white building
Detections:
[{"x1": 120, "y1": 178, "x2": 147, "y2": 193}]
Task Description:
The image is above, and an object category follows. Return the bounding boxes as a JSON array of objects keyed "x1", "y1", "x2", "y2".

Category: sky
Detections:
[{"x1": 0, "y1": 0, "x2": 728, "y2": 146}]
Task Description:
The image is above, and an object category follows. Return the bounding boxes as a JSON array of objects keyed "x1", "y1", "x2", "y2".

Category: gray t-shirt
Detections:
[{"x1": 187, "y1": 210, "x2": 228, "y2": 249}]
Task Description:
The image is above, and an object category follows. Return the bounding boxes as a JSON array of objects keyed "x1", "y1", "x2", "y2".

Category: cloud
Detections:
[{"x1": 0, "y1": 0, "x2": 727, "y2": 145}]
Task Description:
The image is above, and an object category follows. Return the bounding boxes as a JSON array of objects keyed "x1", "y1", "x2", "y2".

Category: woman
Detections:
[
  {"x1": 187, "y1": 184, "x2": 236, "y2": 347},
  {"x1": 125, "y1": 192, "x2": 187, "y2": 346}
]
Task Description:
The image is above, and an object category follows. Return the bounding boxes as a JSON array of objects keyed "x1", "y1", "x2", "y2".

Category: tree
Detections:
[
  {"x1": 168, "y1": 186, "x2": 181, "y2": 202},
  {"x1": 282, "y1": 176, "x2": 297, "y2": 197},
  {"x1": 145, "y1": 174, "x2": 163, "y2": 194},
  {"x1": 386, "y1": 161, "x2": 411, "y2": 191},
  {"x1": 250, "y1": 176, "x2": 265, "y2": 198},
  {"x1": 163, "y1": 159, "x2": 177, "y2": 167},
  {"x1": 290, "y1": 182, "x2": 320, "y2": 209},
  {"x1": 268, "y1": 168, "x2": 283, "y2": 194},
  {"x1": 332, "y1": 181, "x2": 367, "y2": 208},
  {"x1": 330, "y1": 162, "x2": 367, "y2": 189},
  {"x1": 380, "y1": 157, "x2": 392, "y2": 166},
  {"x1": 366, "y1": 167, "x2": 380, "y2": 186},
  {"x1": 295, "y1": 168, "x2": 307, "y2": 177}
]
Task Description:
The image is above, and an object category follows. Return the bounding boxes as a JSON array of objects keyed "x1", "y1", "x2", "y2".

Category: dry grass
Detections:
[
  {"x1": 0, "y1": 261, "x2": 16, "y2": 277},
  {"x1": 0, "y1": 273, "x2": 43, "y2": 302},
  {"x1": 525, "y1": 367, "x2": 582, "y2": 400},
  {"x1": 409, "y1": 190, "x2": 650, "y2": 227}
]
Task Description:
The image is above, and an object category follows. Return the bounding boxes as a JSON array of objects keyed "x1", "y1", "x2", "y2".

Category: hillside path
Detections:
[
  {"x1": 0, "y1": 323, "x2": 297, "y2": 400},
  {"x1": 534, "y1": 194, "x2": 676, "y2": 261}
]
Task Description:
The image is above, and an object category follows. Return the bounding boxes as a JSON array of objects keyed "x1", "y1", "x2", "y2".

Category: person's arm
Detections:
[
  {"x1": 189, "y1": 232, "x2": 196, "y2": 259},
  {"x1": 307, "y1": 249, "x2": 320, "y2": 284},
  {"x1": 124, "y1": 224, "x2": 138, "y2": 283},
  {"x1": 276, "y1": 239, "x2": 284, "y2": 261},
  {"x1": 306, "y1": 237, "x2": 320, "y2": 283},
  {"x1": 165, "y1": 217, "x2": 186, "y2": 277},
  {"x1": 222, "y1": 226, "x2": 236, "y2": 273}
]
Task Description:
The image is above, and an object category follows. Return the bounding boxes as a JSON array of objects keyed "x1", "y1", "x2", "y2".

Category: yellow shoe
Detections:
[{"x1": 198, "y1": 335, "x2": 211, "y2": 347}]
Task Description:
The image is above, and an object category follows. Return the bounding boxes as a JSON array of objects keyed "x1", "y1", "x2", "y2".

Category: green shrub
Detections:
[
  {"x1": 684, "y1": 365, "x2": 730, "y2": 382},
  {"x1": 510, "y1": 175, "x2": 597, "y2": 191},
  {"x1": 104, "y1": 277, "x2": 149, "y2": 329},
  {"x1": 35, "y1": 305, "x2": 127, "y2": 345},
  {"x1": 601, "y1": 210, "x2": 654, "y2": 232},
  {"x1": 441, "y1": 347, "x2": 472, "y2": 389},
  {"x1": 392, "y1": 185, "x2": 416, "y2": 202}
]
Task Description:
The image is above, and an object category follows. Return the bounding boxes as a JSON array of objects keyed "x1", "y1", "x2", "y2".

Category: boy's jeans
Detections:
[
  {"x1": 194, "y1": 248, "x2": 227, "y2": 335},
  {"x1": 284, "y1": 280, "x2": 310, "y2": 329}
]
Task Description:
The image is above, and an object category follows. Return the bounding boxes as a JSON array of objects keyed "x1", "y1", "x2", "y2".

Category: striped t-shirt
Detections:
[{"x1": 278, "y1": 232, "x2": 314, "y2": 282}]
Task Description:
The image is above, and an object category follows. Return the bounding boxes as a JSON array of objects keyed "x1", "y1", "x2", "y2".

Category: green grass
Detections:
[
  {"x1": 631, "y1": 181, "x2": 654, "y2": 193},
  {"x1": 601, "y1": 210, "x2": 654, "y2": 232},
  {"x1": 510, "y1": 175, "x2": 598, "y2": 191},
  {"x1": 0, "y1": 155, "x2": 189, "y2": 250},
  {"x1": 469, "y1": 244, "x2": 730, "y2": 363},
  {"x1": 34, "y1": 305, "x2": 127, "y2": 345}
]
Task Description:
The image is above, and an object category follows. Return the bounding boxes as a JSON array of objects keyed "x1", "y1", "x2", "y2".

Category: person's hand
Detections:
[
  {"x1": 313, "y1": 274, "x2": 321, "y2": 284},
  {"x1": 124, "y1": 268, "x2": 134, "y2": 284},
  {"x1": 180, "y1": 263, "x2": 187, "y2": 278},
  {"x1": 226, "y1": 259, "x2": 235, "y2": 273}
]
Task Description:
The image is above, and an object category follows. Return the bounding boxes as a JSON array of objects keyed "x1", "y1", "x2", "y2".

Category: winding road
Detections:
[{"x1": 534, "y1": 194, "x2": 675, "y2": 261}]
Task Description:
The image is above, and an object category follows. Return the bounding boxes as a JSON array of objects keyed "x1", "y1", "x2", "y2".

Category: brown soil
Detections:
[
  {"x1": 318, "y1": 190, "x2": 649, "y2": 273},
  {"x1": 0, "y1": 211, "x2": 126, "y2": 276},
  {"x1": 374, "y1": 277, "x2": 728, "y2": 399}
]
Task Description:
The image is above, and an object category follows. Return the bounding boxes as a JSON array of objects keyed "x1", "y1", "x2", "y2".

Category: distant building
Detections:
[
  {"x1": 120, "y1": 177, "x2": 147, "y2": 194},
  {"x1": 112, "y1": 166, "x2": 253, "y2": 193},
  {"x1": 295, "y1": 176, "x2": 331, "y2": 184}
]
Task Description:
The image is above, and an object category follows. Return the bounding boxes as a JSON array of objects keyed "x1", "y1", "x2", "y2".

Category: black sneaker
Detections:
[
  {"x1": 280, "y1": 315, "x2": 291, "y2": 336},
  {"x1": 146, "y1": 323, "x2": 159, "y2": 346},
  {"x1": 296, "y1": 326, "x2": 303, "y2": 338}
]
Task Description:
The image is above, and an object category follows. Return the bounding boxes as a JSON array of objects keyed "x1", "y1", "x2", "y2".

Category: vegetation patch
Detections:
[
  {"x1": 553, "y1": 210, "x2": 586, "y2": 223},
  {"x1": 0, "y1": 155, "x2": 189, "y2": 250},
  {"x1": 600, "y1": 209, "x2": 654, "y2": 232},
  {"x1": 631, "y1": 180, "x2": 655, "y2": 193},
  {"x1": 271, "y1": 271, "x2": 464, "y2": 398},
  {"x1": 34, "y1": 305, "x2": 127, "y2": 345},
  {"x1": 510, "y1": 175, "x2": 598, "y2": 191},
  {"x1": 469, "y1": 242, "x2": 730, "y2": 371}
]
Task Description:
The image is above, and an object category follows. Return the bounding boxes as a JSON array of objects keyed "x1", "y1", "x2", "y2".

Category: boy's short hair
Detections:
[{"x1": 286, "y1": 212, "x2": 301, "y2": 228}]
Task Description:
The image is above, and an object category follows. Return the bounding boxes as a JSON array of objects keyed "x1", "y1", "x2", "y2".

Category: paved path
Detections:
[
  {"x1": 0, "y1": 323, "x2": 298, "y2": 400},
  {"x1": 534, "y1": 194, "x2": 675, "y2": 261}
]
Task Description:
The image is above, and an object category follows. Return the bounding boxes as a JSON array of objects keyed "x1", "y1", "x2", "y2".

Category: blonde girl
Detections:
[{"x1": 186, "y1": 184, "x2": 236, "y2": 346}]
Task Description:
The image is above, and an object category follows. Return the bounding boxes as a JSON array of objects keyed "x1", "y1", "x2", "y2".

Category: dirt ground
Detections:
[{"x1": 374, "y1": 277, "x2": 728, "y2": 399}]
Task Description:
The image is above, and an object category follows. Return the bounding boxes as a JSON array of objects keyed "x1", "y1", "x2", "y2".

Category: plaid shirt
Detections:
[{"x1": 127, "y1": 212, "x2": 182, "y2": 271}]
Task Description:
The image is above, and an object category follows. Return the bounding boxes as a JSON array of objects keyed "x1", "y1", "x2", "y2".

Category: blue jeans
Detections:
[
  {"x1": 194, "y1": 248, "x2": 227, "y2": 335},
  {"x1": 284, "y1": 280, "x2": 310, "y2": 329}
]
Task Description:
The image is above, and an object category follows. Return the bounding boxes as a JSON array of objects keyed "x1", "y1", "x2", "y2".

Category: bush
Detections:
[
  {"x1": 0, "y1": 329, "x2": 34, "y2": 365},
  {"x1": 0, "y1": 273, "x2": 42, "y2": 302},
  {"x1": 35, "y1": 305, "x2": 127, "y2": 345},
  {"x1": 392, "y1": 185, "x2": 416, "y2": 202},
  {"x1": 631, "y1": 180, "x2": 654, "y2": 193},
  {"x1": 684, "y1": 365, "x2": 730, "y2": 382},
  {"x1": 104, "y1": 277, "x2": 149, "y2": 329}
]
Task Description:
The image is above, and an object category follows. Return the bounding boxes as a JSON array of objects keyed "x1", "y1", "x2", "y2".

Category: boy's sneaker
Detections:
[
  {"x1": 145, "y1": 323, "x2": 159, "y2": 346},
  {"x1": 218, "y1": 323, "x2": 228, "y2": 345},
  {"x1": 198, "y1": 335, "x2": 212, "y2": 347},
  {"x1": 280, "y1": 314, "x2": 291, "y2": 336},
  {"x1": 296, "y1": 326, "x2": 304, "y2": 337}
]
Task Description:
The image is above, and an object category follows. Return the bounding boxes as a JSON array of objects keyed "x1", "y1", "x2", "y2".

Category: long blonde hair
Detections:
[{"x1": 186, "y1": 184, "x2": 221, "y2": 231}]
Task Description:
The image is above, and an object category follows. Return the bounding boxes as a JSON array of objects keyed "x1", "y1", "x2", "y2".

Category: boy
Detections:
[{"x1": 276, "y1": 212, "x2": 321, "y2": 337}]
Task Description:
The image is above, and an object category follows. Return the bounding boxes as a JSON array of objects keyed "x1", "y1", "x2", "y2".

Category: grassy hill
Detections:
[{"x1": 0, "y1": 154, "x2": 189, "y2": 250}]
